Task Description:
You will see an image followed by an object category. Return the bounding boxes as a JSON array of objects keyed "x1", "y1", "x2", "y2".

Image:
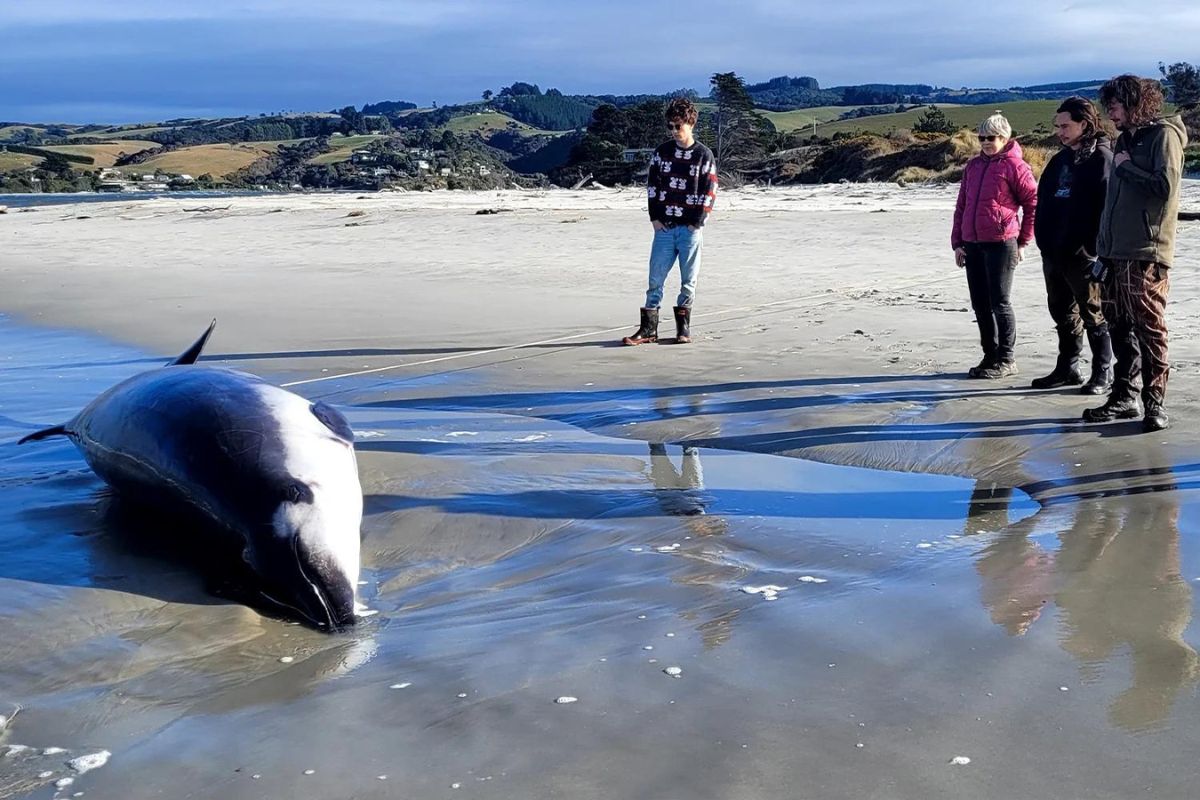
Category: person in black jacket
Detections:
[{"x1": 1031, "y1": 96, "x2": 1115, "y2": 393}]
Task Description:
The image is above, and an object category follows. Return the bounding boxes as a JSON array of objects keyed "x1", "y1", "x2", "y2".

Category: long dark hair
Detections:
[
  {"x1": 1056, "y1": 96, "x2": 1103, "y2": 137},
  {"x1": 1099, "y1": 75, "x2": 1164, "y2": 127}
]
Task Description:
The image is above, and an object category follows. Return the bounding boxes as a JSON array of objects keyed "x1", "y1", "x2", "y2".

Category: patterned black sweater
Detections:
[{"x1": 646, "y1": 139, "x2": 717, "y2": 228}]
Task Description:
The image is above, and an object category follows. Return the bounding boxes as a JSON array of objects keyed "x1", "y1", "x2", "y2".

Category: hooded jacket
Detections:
[
  {"x1": 952, "y1": 139, "x2": 1038, "y2": 250},
  {"x1": 1034, "y1": 135, "x2": 1113, "y2": 259},
  {"x1": 1097, "y1": 115, "x2": 1188, "y2": 267}
]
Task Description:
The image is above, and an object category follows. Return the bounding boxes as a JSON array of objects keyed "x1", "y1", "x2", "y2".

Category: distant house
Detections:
[
  {"x1": 622, "y1": 148, "x2": 656, "y2": 163},
  {"x1": 416, "y1": 160, "x2": 430, "y2": 171},
  {"x1": 371, "y1": 167, "x2": 390, "y2": 178},
  {"x1": 350, "y1": 150, "x2": 377, "y2": 164},
  {"x1": 477, "y1": 165, "x2": 491, "y2": 177},
  {"x1": 439, "y1": 167, "x2": 451, "y2": 177}
]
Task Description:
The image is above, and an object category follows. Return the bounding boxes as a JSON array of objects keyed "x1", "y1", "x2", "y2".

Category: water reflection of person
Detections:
[
  {"x1": 967, "y1": 482, "x2": 1055, "y2": 636},
  {"x1": 647, "y1": 443, "x2": 735, "y2": 651},
  {"x1": 647, "y1": 443, "x2": 727, "y2": 537},
  {"x1": 967, "y1": 473, "x2": 1197, "y2": 731},
  {"x1": 1055, "y1": 492, "x2": 1197, "y2": 731}
]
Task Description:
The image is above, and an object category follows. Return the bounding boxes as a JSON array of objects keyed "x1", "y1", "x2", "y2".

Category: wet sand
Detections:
[{"x1": 2, "y1": 184, "x2": 1200, "y2": 798}]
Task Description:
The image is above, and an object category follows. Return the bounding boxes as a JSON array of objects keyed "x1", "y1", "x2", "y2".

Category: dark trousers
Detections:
[
  {"x1": 964, "y1": 240, "x2": 1018, "y2": 362},
  {"x1": 1103, "y1": 259, "x2": 1170, "y2": 400},
  {"x1": 1042, "y1": 251, "x2": 1104, "y2": 337}
]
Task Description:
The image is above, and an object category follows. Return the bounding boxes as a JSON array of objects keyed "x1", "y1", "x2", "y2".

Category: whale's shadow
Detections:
[{"x1": 5, "y1": 484, "x2": 314, "y2": 625}]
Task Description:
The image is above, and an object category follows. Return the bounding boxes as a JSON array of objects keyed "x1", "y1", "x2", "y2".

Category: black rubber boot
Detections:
[
  {"x1": 1143, "y1": 390, "x2": 1169, "y2": 432},
  {"x1": 1080, "y1": 325, "x2": 1114, "y2": 395},
  {"x1": 672, "y1": 306, "x2": 691, "y2": 344},
  {"x1": 1082, "y1": 382, "x2": 1142, "y2": 422},
  {"x1": 1031, "y1": 330, "x2": 1083, "y2": 389},
  {"x1": 622, "y1": 307, "x2": 659, "y2": 346}
]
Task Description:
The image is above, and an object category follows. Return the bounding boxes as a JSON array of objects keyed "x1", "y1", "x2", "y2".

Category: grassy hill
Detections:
[
  {"x1": 0, "y1": 125, "x2": 48, "y2": 141},
  {"x1": 40, "y1": 140, "x2": 160, "y2": 167},
  {"x1": 0, "y1": 151, "x2": 41, "y2": 172},
  {"x1": 440, "y1": 111, "x2": 552, "y2": 137},
  {"x1": 131, "y1": 142, "x2": 300, "y2": 176},
  {"x1": 814, "y1": 100, "x2": 1063, "y2": 137},
  {"x1": 69, "y1": 125, "x2": 186, "y2": 140},
  {"x1": 761, "y1": 105, "x2": 900, "y2": 132},
  {"x1": 307, "y1": 134, "x2": 388, "y2": 165}
]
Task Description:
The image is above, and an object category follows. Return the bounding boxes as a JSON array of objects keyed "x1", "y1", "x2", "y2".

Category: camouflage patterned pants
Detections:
[{"x1": 1103, "y1": 259, "x2": 1170, "y2": 399}]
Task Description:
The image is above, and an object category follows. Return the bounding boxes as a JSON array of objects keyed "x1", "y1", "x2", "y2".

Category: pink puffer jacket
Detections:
[{"x1": 952, "y1": 140, "x2": 1038, "y2": 249}]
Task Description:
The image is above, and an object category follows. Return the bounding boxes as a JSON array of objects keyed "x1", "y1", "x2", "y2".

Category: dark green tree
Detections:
[
  {"x1": 702, "y1": 73, "x2": 771, "y2": 165},
  {"x1": 482, "y1": 89, "x2": 493, "y2": 102},
  {"x1": 913, "y1": 105, "x2": 956, "y2": 134},
  {"x1": 1159, "y1": 61, "x2": 1200, "y2": 108},
  {"x1": 40, "y1": 152, "x2": 75, "y2": 179}
]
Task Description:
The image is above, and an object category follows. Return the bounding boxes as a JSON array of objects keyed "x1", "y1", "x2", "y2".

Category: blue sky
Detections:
[{"x1": 2, "y1": 0, "x2": 1199, "y2": 123}]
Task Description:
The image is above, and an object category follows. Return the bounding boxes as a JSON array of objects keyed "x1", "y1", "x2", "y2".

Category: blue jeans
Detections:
[{"x1": 645, "y1": 226, "x2": 703, "y2": 308}]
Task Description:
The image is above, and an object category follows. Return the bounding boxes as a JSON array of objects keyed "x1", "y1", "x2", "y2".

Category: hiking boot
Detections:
[
  {"x1": 622, "y1": 307, "x2": 659, "y2": 346},
  {"x1": 1082, "y1": 389, "x2": 1142, "y2": 423},
  {"x1": 1137, "y1": 400, "x2": 1166, "y2": 431},
  {"x1": 967, "y1": 355, "x2": 998, "y2": 378},
  {"x1": 976, "y1": 360, "x2": 1018, "y2": 379},
  {"x1": 672, "y1": 306, "x2": 691, "y2": 344},
  {"x1": 1143, "y1": 392, "x2": 1169, "y2": 432},
  {"x1": 1080, "y1": 325, "x2": 1114, "y2": 395}
]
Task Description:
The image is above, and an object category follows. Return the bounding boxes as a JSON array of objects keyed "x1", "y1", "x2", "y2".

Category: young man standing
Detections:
[
  {"x1": 1031, "y1": 96, "x2": 1113, "y2": 394},
  {"x1": 1084, "y1": 75, "x2": 1188, "y2": 431},
  {"x1": 622, "y1": 97, "x2": 717, "y2": 346}
]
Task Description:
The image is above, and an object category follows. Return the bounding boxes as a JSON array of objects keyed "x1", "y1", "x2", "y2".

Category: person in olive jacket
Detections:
[
  {"x1": 1083, "y1": 75, "x2": 1188, "y2": 432},
  {"x1": 1032, "y1": 96, "x2": 1114, "y2": 394}
]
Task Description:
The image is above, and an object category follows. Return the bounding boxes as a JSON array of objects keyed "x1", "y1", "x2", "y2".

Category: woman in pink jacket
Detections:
[{"x1": 952, "y1": 112, "x2": 1038, "y2": 379}]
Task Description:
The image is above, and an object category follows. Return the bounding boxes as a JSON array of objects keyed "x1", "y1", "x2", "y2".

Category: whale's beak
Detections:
[
  {"x1": 257, "y1": 536, "x2": 357, "y2": 631},
  {"x1": 291, "y1": 536, "x2": 357, "y2": 631}
]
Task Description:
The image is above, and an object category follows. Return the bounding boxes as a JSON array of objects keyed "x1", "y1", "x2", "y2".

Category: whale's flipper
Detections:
[
  {"x1": 18, "y1": 425, "x2": 68, "y2": 445},
  {"x1": 169, "y1": 319, "x2": 217, "y2": 366}
]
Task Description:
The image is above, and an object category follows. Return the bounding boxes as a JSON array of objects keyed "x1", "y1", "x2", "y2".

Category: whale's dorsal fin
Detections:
[
  {"x1": 18, "y1": 424, "x2": 69, "y2": 445},
  {"x1": 169, "y1": 319, "x2": 217, "y2": 366}
]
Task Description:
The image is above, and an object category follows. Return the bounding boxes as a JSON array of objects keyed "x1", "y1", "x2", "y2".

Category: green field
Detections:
[
  {"x1": 813, "y1": 100, "x2": 1065, "y2": 137},
  {"x1": 307, "y1": 134, "x2": 388, "y2": 165},
  {"x1": 440, "y1": 111, "x2": 550, "y2": 137},
  {"x1": 40, "y1": 140, "x2": 159, "y2": 167},
  {"x1": 761, "y1": 105, "x2": 902, "y2": 132},
  {"x1": 0, "y1": 151, "x2": 41, "y2": 172}
]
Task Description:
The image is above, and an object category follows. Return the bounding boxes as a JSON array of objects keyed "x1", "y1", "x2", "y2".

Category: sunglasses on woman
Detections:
[{"x1": 978, "y1": 135, "x2": 1000, "y2": 142}]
